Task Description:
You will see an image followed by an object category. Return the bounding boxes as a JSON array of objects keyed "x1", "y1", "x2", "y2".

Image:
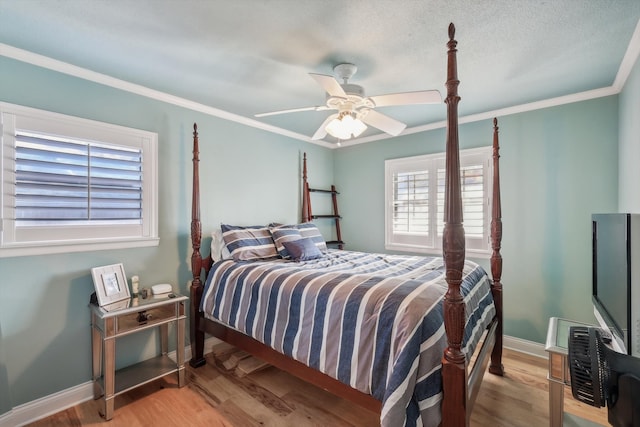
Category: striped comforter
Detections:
[{"x1": 201, "y1": 249, "x2": 495, "y2": 427}]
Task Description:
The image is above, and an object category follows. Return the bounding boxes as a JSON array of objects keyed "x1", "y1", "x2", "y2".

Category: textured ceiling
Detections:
[{"x1": 1, "y1": 0, "x2": 639, "y2": 145}]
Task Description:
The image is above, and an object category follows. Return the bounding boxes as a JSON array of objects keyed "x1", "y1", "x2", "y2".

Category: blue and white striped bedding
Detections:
[{"x1": 201, "y1": 249, "x2": 496, "y2": 427}]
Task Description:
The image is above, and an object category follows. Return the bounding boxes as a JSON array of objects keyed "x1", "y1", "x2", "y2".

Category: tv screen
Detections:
[{"x1": 592, "y1": 213, "x2": 638, "y2": 356}]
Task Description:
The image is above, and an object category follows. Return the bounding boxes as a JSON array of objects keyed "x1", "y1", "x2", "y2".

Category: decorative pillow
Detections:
[
  {"x1": 269, "y1": 227, "x2": 302, "y2": 259},
  {"x1": 221, "y1": 224, "x2": 278, "y2": 261},
  {"x1": 297, "y1": 222, "x2": 328, "y2": 252},
  {"x1": 282, "y1": 237, "x2": 323, "y2": 261}
]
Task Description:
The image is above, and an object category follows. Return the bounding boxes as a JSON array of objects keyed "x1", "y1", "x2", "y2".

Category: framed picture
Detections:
[{"x1": 91, "y1": 263, "x2": 130, "y2": 307}]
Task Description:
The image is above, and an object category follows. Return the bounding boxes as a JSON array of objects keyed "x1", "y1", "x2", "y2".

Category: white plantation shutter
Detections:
[
  {"x1": 15, "y1": 132, "x2": 143, "y2": 223},
  {"x1": 459, "y1": 164, "x2": 485, "y2": 239},
  {"x1": 385, "y1": 147, "x2": 491, "y2": 255},
  {"x1": 392, "y1": 170, "x2": 429, "y2": 234},
  {"x1": 1, "y1": 102, "x2": 158, "y2": 257}
]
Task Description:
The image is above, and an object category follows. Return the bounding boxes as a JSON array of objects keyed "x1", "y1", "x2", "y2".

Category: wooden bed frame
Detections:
[{"x1": 188, "y1": 23, "x2": 504, "y2": 427}]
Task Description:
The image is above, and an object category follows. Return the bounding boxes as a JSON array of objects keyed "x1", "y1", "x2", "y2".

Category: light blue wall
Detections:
[
  {"x1": 334, "y1": 97, "x2": 619, "y2": 344},
  {"x1": 0, "y1": 56, "x2": 333, "y2": 410},
  {"x1": 619, "y1": 49, "x2": 640, "y2": 211},
  {"x1": 0, "y1": 322, "x2": 10, "y2": 416},
  {"x1": 0, "y1": 48, "x2": 637, "y2": 416}
]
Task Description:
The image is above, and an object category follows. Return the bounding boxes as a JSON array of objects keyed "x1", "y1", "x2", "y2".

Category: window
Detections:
[
  {"x1": 1, "y1": 102, "x2": 158, "y2": 257},
  {"x1": 385, "y1": 147, "x2": 492, "y2": 256}
]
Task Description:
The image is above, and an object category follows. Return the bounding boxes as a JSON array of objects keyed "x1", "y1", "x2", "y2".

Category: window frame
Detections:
[
  {"x1": 384, "y1": 146, "x2": 492, "y2": 257},
  {"x1": 1, "y1": 102, "x2": 159, "y2": 258}
]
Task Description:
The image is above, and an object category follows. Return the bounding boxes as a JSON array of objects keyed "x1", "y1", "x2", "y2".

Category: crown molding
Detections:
[
  {"x1": 614, "y1": 18, "x2": 640, "y2": 92},
  {"x1": 0, "y1": 43, "x2": 332, "y2": 149},
  {"x1": 2, "y1": 16, "x2": 639, "y2": 150},
  {"x1": 337, "y1": 85, "x2": 620, "y2": 148}
]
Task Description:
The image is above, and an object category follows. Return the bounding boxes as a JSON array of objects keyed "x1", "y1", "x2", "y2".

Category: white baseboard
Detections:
[
  {"x1": 0, "y1": 411, "x2": 13, "y2": 427},
  {"x1": 504, "y1": 335, "x2": 547, "y2": 359},
  {"x1": 0, "y1": 335, "x2": 541, "y2": 426},
  {"x1": 0, "y1": 337, "x2": 221, "y2": 427},
  {"x1": 0, "y1": 381, "x2": 94, "y2": 427}
]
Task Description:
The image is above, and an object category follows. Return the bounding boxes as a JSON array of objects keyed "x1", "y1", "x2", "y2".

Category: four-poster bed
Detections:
[{"x1": 188, "y1": 23, "x2": 504, "y2": 427}]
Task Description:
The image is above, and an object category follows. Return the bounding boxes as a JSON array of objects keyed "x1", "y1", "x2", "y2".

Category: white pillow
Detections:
[{"x1": 211, "y1": 228, "x2": 231, "y2": 262}]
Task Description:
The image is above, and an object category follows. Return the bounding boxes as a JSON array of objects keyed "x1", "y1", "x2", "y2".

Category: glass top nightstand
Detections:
[
  {"x1": 545, "y1": 317, "x2": 589, "y2": 353},
  {"x1": 545, "y1": 317, "x2": 596, "y2": 427},
  {"x1": 90, "y1": 292, "x2": 188, "y2": 420}
]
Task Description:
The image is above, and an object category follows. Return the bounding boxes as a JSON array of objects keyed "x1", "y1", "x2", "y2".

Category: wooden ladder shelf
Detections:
[{"x1": 301, "y1": 153, "x2": 344, "y2": 249}]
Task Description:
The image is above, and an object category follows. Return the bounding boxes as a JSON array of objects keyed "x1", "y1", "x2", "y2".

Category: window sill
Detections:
[
  {"x1": 0, "y1": 237, "x2": 160, "y2": 258},
  {"x1": 385, "y1": 243, "x2": 490, "y2": 259}
]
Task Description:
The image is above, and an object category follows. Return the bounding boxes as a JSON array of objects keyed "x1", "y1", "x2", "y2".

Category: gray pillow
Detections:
[{"x1": 282, "y1": 237, "x2": 323, "y2": 261}]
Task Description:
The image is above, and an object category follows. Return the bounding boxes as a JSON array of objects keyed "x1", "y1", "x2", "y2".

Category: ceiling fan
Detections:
[{"x1": 255, "y1": 63, "x2": 442, "y2": 140}]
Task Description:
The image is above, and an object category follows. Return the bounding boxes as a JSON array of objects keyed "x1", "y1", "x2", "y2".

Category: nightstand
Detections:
[
  {"x1": 90, "y1": 293, "x2": 188, "y2": 420},
  {"x1": 545, "y1": 317, "x2": 595, "y2": 427}
]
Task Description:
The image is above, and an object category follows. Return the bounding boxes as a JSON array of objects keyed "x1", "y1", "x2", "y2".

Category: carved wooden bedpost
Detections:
[
  {"x1": 489, "y1": 117, "x2": 505, "y2": 376},
  {"x1": 441, "y1": 23, "x2": 467, "y2": 427},
  {"x1": 189, "y1": 123, "x2": 206, "y2": 368},
  {"x1": 301, "y1": 152, "x2": 311, "y2": 222}
]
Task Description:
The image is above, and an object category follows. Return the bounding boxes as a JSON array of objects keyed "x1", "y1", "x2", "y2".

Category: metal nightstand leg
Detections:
[
  {"x1": 177, "y1": 315, "x2": 185, "y2": 387},
  {"x1": 160, "y1": 323, "x2": 168, "y2": 355},
  {"x1": 548, "y1": 351, "x2": 567, "y2": 426},
  {"x1": 103, "y1": 336, "x2": 116, "y2": 420},
  {"x1": 548, "y1": 370, "x2": 565, "y2": 426},
  {"x1": 91, "y1": 312, "x2": 103, "y2": 400},
  {"x1": 101, "y1": 316, "x2": 116, "y2": 421}
]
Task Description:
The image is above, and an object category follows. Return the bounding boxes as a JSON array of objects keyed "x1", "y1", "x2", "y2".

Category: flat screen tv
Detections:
[{"x1": 592, "y1": 213, "x2": 640, "y2": 357}]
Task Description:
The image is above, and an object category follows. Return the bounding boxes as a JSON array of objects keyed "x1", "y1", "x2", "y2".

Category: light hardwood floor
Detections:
[{"x1": 27, "y1": 346, "x2": 608, "y2": 426}]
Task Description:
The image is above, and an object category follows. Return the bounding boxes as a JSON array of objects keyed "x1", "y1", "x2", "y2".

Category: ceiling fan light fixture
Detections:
[
  {"x1": 259, "y1": 62, "x2": 439, "y2": 139},
  {"x1": 325, "y1": 111, "x2": 367, "y2": 140}
]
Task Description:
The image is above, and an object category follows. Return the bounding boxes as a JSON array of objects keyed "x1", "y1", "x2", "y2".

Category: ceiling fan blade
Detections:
[
  {"x1": 309, "y1": 73, "x2": 346, "y2": 97},
  {"x1": 360, "y1": 109, "x2": 406, "y2": 136},
  {"x1": 255, "y1": 105, "x2": 329, "y2": 117},
  {"x1": 369, "y1": 90, "x2": 442, "y2": 107},
  {"x1": 311, "y1": 113, "x2": 338, "y2": 140}
]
